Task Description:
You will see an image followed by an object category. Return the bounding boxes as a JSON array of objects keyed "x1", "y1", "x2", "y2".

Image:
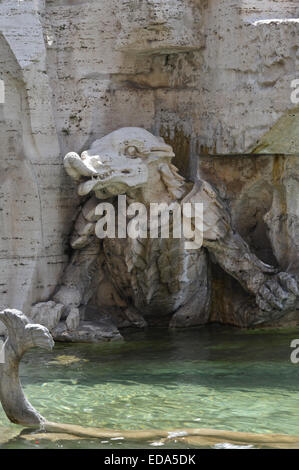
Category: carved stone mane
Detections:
[{"x1": 158, "y1": 162, "x2": 186, "y2": 200}]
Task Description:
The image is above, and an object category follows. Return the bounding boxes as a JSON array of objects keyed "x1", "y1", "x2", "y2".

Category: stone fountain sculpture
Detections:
[{"x1": 33, "y1": 128, "x2": 298, "y2": 341}]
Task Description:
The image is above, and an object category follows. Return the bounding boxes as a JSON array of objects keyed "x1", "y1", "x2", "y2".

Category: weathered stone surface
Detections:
[
  {"x1": 0, "y1": 0, "x2": 76, "y2": 316},
  {"x1": 198, "y1": 153, "x2": 299, "y2": 325},
  {"x1": 253, "y1": 108, "x2": 299, "y2": 154},
  {"x1": 198, "y1": 154, "x2": 299, "y2": 271},
  {"x1": 52, "y1": 320, "x2": 123, "y2": 343},
  {"x1": 65, "y1": 307, "x2": 80, "y2": 331},
  {"x1": 30, "y1": 301, "x2": 64, "y2": 332},
  {"x1": 0, "y1": 0, "x2": 299, "y2": 329}
]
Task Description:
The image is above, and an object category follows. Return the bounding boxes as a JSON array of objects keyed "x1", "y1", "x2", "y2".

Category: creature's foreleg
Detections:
[
  {"x1": 204, "y1": 230, "x2": 275, "y2": 295},
  {"x1": 29, "y1": 240, "x2": 102, "y2": 336},
  {"x1": 204, "y1": 230, "x2": 299, "y2": 324},
  {"x1": 185, "y1": 179, "x2": 299, "y2": 325},
  {"x1": 53, "y1": 240, "x2": 102, "y2": 322}
]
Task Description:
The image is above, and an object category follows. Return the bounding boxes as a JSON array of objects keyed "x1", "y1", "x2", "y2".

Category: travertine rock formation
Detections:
[{"x1": 0, "y1": 0, "x2": 298, "y2": 332}]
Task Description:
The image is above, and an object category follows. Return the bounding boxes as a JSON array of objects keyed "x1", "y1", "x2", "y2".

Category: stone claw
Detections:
[
  {"x1": 278, "y1": 272, "x2": 299, "y2": 296},
  {"x1": 256, "y1": 272, "x2": 299, "y2": 314}
]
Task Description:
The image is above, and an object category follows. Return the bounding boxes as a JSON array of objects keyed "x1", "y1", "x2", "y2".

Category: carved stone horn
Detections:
[{"x1": 0, "y1": 309, "x2": 54, "y2": 427}]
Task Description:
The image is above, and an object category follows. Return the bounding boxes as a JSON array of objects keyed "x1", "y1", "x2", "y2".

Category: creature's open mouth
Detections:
[
  {"x1": 75, "y1": 163, "x2": 146, "y2": 196},
  {"x1": 64, "y1": 152, "x2": 120, "y2": 195},
  {"x1": 77, "y1": 171, "x2": 120, "y2": 196},
  {"x1": 64, "y1": 142, "x2": 174, "y2": 197}
]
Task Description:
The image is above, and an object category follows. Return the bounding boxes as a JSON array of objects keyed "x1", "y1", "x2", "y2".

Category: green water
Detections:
[{"x1": 1, "y1": 325, "x2": 299, "y2": 449}]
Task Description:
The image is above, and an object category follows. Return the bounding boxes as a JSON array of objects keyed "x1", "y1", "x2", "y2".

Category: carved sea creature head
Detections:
[{"x1": 64, "y1": 127, "x2": 175, "y2": 199}]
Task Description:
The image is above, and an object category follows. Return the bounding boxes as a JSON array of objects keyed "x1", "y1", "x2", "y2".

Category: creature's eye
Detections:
[{"x1": 126, "y1": 146, "x2": 138, "y2": 157}]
